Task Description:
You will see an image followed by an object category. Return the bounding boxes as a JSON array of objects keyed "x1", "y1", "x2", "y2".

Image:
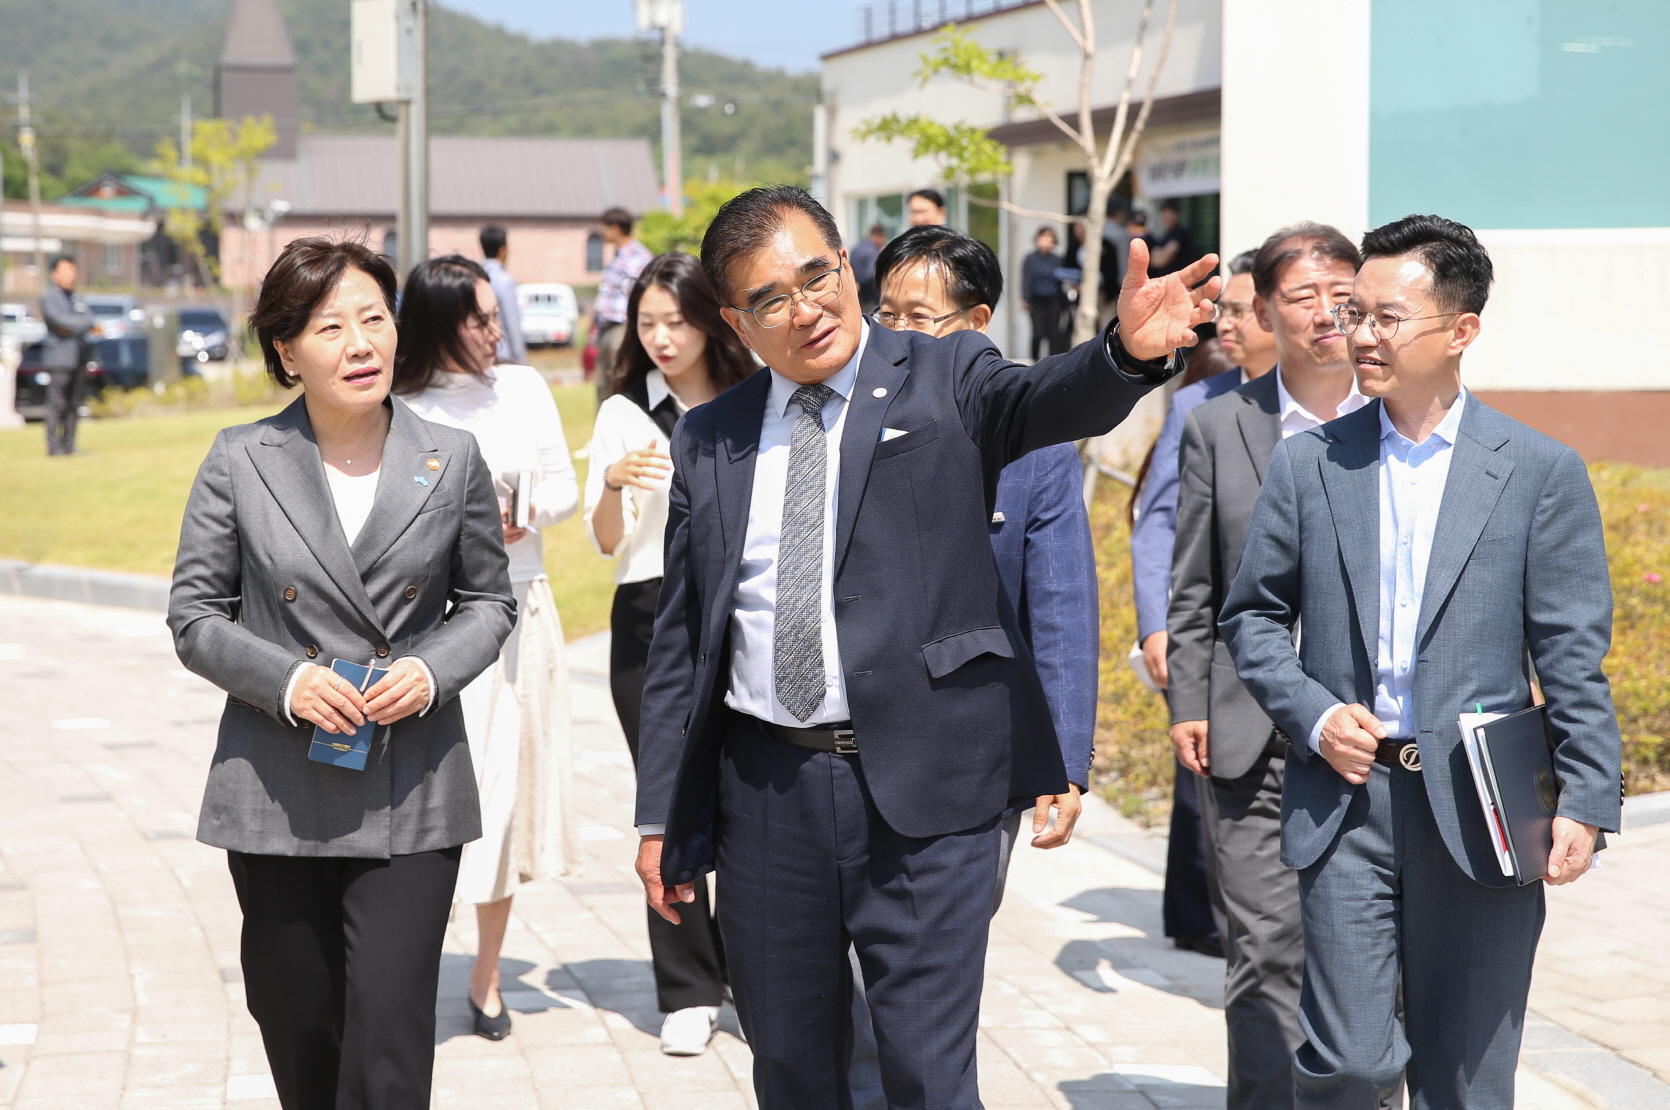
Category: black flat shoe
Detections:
[
  {"x1": 1174, "y1": 934, "x2": 1225, "y2": 959},
  {"x1": 470, "y1": 995, "x2": 513, "y2": 1040}
]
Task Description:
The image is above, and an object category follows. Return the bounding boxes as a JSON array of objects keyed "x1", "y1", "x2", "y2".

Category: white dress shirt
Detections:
[
  {"x1": 724, "y1": 324, "x2": 868, "y2": 727},
  {"x1": 1274, "y1": 365, "x2": 1368, "y2": 439},
  {"x1": 1308, "y1": 390, "x2": 1468, "y2": 751},
  {"x1": 583, "y1": 370, "x2": 686, "y2": 584}
]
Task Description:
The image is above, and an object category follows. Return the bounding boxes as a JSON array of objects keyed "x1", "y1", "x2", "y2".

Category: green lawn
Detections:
[{"x1": 0, "y1": 385, "x2": 619, "y2": 640}]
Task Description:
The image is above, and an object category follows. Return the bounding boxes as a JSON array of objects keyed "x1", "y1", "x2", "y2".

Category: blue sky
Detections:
[{"x1": 444, "y1": 0, "x2": 867, "y2": 73}]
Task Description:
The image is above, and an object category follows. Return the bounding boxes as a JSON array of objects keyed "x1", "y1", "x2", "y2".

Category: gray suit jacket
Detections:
[
  {"x1": 1167, "y1": 370, "x2": 1279, "y2": 780},
  {"x1": 168, "y1": 396, "x2": 516, "y2": 858},
  {"x1": 1221, "y1": 398, "x2": 1622, "y2": 885},
  {"x1": 39, "y1": 284, "x2": 95, "y2": 370}
]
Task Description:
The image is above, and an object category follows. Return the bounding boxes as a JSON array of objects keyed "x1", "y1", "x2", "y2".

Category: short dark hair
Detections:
[
  {"x1": 1228, "y1": 249, "x2": 1257, "y2": 276},
  {"x1": 1035, "y1": 225, "x2": 1057, "y2": 241},
  {"x1": 48, "y1": 253, "x2": 77, "y2": 272},
  {"x1": 873, "y1": 224, "x2": 1003, "y2": 311},
  {"x1": 610, "y1": 251, "x2": 757, "y2": 399},
  {"x1": 868, "y1": 223, "x2": 886, "y2": 237},
  {"x1": 479, "y1": 225, "x2": 507, "y2": 259},
  {"x1": 392, "y1": 255, "x2": 495, "y2": 394},
  {"x1": 1159, "y1": 200, "x2": 1180, "y2": 214},
  {"x1": 601, "y1": 207, "x2": 634, "y2": 235},
  {"x1": 908, "y1": 187, "x2": 945, "y2": 209},
  {"x1": 1360, "y1": 214, "x2": 1493, "y2": 315},
  {"x1": 1128, "y1": 211, "x2": 1148, "y2": 228},
  {"x1": 249, "y1": 235, "x2": 398, "y2": 389},
  {"x1": 700, "y1": 185, "x2": 842, "y2": 303},
  {"x1": 1250, "y1": 221, "x2": 1362, "y2": 301}
]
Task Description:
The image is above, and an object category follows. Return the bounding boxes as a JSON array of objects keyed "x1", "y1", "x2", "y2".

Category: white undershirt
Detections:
[{"x1": 325, "y1": 467, "x2": 380, "y2": 546}]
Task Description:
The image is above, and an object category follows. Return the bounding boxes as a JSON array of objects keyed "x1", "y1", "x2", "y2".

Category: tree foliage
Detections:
[
  {"x1": 637, "y1": 178, "x2": 756, "y2": 257},
  {"x1": 150, "y1": 116, "x2": 276, "y2": 285}
]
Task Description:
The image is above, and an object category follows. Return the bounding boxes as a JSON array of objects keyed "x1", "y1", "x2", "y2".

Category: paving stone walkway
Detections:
[{"x1": 0, "y1": 591, "x2": 1664, "y2": 1109}]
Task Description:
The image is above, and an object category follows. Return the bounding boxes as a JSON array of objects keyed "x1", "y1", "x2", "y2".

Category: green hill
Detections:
[{"x1": 0, "y1": 0, "x2": 818, "y2": 198}]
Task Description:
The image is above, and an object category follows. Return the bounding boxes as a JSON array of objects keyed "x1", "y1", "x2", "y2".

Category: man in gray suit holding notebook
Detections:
[{"x1": 1221, "y1": 214, "x2": 1621, "y2": 1110}]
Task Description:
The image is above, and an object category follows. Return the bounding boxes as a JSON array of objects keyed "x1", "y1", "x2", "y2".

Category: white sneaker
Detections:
[{"x1": 659, "y1": 1005, "x2": 719, "y2": 1056}]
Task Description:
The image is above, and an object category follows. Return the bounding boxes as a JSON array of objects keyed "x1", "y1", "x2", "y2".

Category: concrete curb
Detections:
[
  {"x1": 0, "y1": 560, "x2": 170, "y2": 613},
  {"x1": 1521, "y1": 1012, "x2": 1670, "y2": 1109},
  {"x1": 1622, "y1": 790, "x2": 1670, "y2": 830}
]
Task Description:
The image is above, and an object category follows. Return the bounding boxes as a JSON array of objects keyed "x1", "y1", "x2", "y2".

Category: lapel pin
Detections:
[
  {"x1": 426, "y1": 458, "x2": 440, "y2": 470},
  {"x1": 872, "y1": 387, "x2": 888, "y2": 398},
  {"x1": 414, "y1": 475, "x2": 429, "y2": 486}
]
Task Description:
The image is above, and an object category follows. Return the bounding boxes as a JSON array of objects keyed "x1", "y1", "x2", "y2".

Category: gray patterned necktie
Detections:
[{"x1": 774, "y1": 383, "x2": 836, "y2": 722}]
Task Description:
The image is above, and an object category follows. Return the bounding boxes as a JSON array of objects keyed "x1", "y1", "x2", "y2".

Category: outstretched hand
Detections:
[{"x1": 1118, "y1": 238, "x2": 1222, "y2": 362}]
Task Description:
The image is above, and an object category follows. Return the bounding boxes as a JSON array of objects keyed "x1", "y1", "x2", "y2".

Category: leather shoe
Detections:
[
  {"x1": 1173, "y1": 934, "x2": 1224, "y2": 959},
  {"x1": 470, "y1": 994, "x2": 513, "y2": 1041}
]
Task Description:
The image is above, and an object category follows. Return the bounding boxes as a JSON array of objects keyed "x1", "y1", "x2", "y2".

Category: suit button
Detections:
[
  {"x1": 304, "y1": 644, "x2": 319, "y2": 658},
  {"x1": 375, "y1": 644, "x2": 390, "y2": 658},
  {"x1": 404, "y1": 585, "x2": 418, "y2": 599},
  {"x1": 699, "y1": 653, "x2": 707, "y2": 664},
  {"x1": 283, "y1": 587, "x2": 297, "y2": 601}
]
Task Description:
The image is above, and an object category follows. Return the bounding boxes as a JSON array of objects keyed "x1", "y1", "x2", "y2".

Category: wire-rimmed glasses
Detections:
[
  {"x1": 875, "y1": 306, "x2": 971, "y2": 333},
  {"x1": 733, "y1": 262, "x2": 844, "y2": 329},
  {"x1": 1332, "y1": 303, "x2": 1459, "y2": 340}
]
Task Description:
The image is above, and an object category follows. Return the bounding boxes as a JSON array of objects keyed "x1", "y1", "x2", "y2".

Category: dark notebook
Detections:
[
  {"x1": 1473, "y1": 705, "x2": 1559, "y2": 885},
  {"x1": 306, "y1": 658, "x2": 391, "y2": 771}
]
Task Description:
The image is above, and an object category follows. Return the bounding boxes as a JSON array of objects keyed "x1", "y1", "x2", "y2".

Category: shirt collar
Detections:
[
  {"x1": 767, "y1": 320, "x2": 867, "y2": 419},
  {"x1": 645, "y1": 368, "x2": 672, "y2": 410},
  {"x1": 1378, "y1": 387, "x2": 1468, "y2": 447},
  {"x1": 1274, "y1": 364, "x2": 1368, "y2": 424}
]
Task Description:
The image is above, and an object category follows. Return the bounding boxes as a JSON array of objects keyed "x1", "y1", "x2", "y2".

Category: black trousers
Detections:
[
  {"x1": 1163, "y1": 756, "x2": 1222, "y2": 940},
  {"x1": 719, "y1": 715, "x2": 999, "y2": 1110},
  {"x1": 227, "y1": 847, "x2": 461, "y2": 1110},
  {"x1": 1028, "y1": 297, "x2": 1066, "y2": 361},
  {"x1": 610, "y1": 578, "x2": 729, "y2": 1012},
  {"x1": 44, "y1": 367, "x2": 85, "y2": 455}
]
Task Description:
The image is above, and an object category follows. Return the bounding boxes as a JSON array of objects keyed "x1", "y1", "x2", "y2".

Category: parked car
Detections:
[
  {"x1": 1, "y1": 302, "x2": 48, "y2": 347},
  {"x1": 518, "y1": 283, "x2": 578, "y2": 347},
  {"x1": 84, "y1": 294, "x2": 145, "y2": 340},
  {"x1": 83, "y1": 295, "x2": 151, "y2": 388},
  {"x1": 177, "y1": 307, "x2": 231, "y2": 372},
  {"x1": 12, "y1": 345, "x2": 107, "y2": 422}
]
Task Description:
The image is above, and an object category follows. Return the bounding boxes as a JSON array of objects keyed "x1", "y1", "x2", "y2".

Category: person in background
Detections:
[
  {"x1": 479, "y1": 225, "x2": 527, "y2": 365},
  {"x1": 849, "y1": 224, "x2": 887, "y2": 313},
  {"x1": 1149, "y1": 201, "x2": 1197, "y2": 277},
  {"x1": 1102, "y1": 198, "x2": 1132, "y2": 298},
  {"x1": 1222, "y1": 214, "x2": 1619, "y2": 1110},
  {"x1": 1126, "y1": 209, "x2": 1151, "y2": 250},
  {"x1": 592, "y1": 206, "x2": 654, "y2": 398},
  {"x1": 1170, "y1": 224, "x2": 1366, "y2": 1110},
  {"x1": 906, "y1": 187, "x2": 947, "y2": 226},
  {"x1": 585, "y1": 251, "x2": 757, "y2": 1057},
  {"x1": 38, "y1": 254, "x2": 97, "y2": 456},
  {"x1": 396, "y1": 255, "x2": 581, "y2": 1043},
  {"x1": 1020, "y1": 225, "x2": 1067, "y2": 360},
  {"x1": 169, "y1": 236, "x2": 516, "y2": 1109}
]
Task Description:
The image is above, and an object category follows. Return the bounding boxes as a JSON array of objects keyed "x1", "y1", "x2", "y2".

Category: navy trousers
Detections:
[
  {"x1": 716, "y1": 715, "x2": 1000, "y2": 1110},
  {"x1": 1164, "y1": 757, "x2": 1221, "y2": 940}
]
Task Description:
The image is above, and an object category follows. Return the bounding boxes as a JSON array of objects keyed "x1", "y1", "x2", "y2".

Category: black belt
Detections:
[
  {"x1": 1376, "y1": 739, "x2": 1422, "y2": 771},
  {"x1": 757, "y1": 718, "x2": 857, "y2": 755}
]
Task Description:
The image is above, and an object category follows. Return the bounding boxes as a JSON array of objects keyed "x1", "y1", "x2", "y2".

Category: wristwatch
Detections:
[{"x1": 1103, "y1": 317, "x2": 1185, "y2": 383}]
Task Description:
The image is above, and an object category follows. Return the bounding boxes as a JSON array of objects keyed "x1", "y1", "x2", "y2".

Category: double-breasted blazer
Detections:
[
  {"x1": 1220, "y1": 399, "x2": 1622, "y2": 884},
  {"x1": 637, "y1": 321, "x2": 1175, "y2": 885},
  {"x1": 168, "y1": 395, "x2": 516, "y2": 858}
]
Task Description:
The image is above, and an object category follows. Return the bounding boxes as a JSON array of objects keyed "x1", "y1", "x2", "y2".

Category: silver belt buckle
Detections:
[
  {"x1": 832, "y1": 729, "x2": 858, "y2": 755},
  {"x1": 1398, "y1": 742, "x2": 1422, "y2": 772}
]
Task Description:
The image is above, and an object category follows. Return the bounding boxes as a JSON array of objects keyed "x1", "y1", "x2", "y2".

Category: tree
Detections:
[
  {"x1": 637, "y1": 177, "x2": 753, "y2": 256},
  {"x1": 151, "y1": 115, "x2": 276, "y2": 287},
  {"x1": 854, "y1": 0, "x2": 1180, "y2": 344}
]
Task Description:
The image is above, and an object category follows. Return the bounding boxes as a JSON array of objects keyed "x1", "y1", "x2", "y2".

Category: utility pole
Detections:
[
  {"x1": 180, "y1": 93, "x2": 192, "y2": 169},
  {"x1": 636, "y1": 0, "x2": 684, "y2": 216},
  {"x1": 350, "y1": 0, "x2": 427, "y2": 276},
  {"x1": 16, "y1": 72, "x2": 45, "y2": 285}
]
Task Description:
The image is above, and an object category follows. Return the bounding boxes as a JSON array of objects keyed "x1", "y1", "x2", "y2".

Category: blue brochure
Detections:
[{"x1": 306, "y1": 658, "x2": 392, "y2": 771}]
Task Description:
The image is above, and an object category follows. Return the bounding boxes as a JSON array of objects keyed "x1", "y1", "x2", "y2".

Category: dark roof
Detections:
[
  {"x1": 246, "y1": 134, "x2": 661, "y2": 220},
  {"x1": 986, "y1": 89, "x2": 1220, "y2": 148},
  {"x1": 220, "y1": 0, "x2": 296, "y2": 68}
]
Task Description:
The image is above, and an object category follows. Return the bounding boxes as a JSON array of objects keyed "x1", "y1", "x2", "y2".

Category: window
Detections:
[
  {"x1": 381, "y1": 230, "x2": 398, "y2": 263},
  {"x1": 586, "y1": 232, "x2": 604, "y2": 273},
  {"x1": 104, "y1": 242, "x2": 122, "y2": 274}
]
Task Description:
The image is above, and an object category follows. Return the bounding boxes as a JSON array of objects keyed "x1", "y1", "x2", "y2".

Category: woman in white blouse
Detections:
[
  {"x1": 396, "y1": 255, "x2": 581, "y2": 1041},
  {"x1": 585, "y1": 251, "x2": 755, "y2": 1056}
]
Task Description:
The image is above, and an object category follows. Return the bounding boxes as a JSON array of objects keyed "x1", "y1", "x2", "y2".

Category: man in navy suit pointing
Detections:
[{"x1": 632, "y1": 186, "x2": 1220, "y2": 1109}]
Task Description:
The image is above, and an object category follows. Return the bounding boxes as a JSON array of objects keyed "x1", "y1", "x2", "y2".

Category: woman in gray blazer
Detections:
[{"x1": 167, "y1": 237, "x2": 516, "y2": 1110}]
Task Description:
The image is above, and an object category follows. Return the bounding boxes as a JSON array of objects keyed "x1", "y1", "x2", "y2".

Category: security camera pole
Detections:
[
  {"x1": 350, "y1": 0, "x2": 427, "y2": 275},
  {"x1": 636, "y1": 0, "x2": 684, "y2": 217}
]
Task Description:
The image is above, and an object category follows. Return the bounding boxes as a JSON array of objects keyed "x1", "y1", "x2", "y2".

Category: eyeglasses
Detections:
[
  {"x1": 732, "y1": 262, "x2": 844, "y2": 329},
  {"x1": 875, "y1": 306, "x2": 971, "y2": 333},
  {"x1": 1332, "y1": 303, "x2": 1459, "y2": 340},
  {"x1": 1216, "y1": 303, "x2": 1255, "y2": 323}
]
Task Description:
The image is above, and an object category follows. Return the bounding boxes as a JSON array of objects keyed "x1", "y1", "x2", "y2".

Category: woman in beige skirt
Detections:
[{"x1": 395, "y1": 255, "x2": 581, "y2": 1040}]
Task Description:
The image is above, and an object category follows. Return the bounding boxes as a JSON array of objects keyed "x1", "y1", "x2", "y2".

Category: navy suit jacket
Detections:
[
  {"x1": 1129, "y1": 368, "x2": 1242, "y2": 641},
  {"x1": 990, "y1": 444, "x2": 1098, "y2": 790},
  {"x1": 638, "y1": 321, "x2": 1168, "y2": 884}
]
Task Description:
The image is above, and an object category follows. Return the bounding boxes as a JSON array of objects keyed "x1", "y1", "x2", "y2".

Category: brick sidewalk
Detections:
[{"x1": 0, "y1": 592, "x2": 1662, "y2": 1109}]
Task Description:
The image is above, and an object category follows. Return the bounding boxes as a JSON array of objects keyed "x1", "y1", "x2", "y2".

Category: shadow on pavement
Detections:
[
  {"x1": 1055, "y1": 889, "x2": 1225, "y2": 1010},
  {"x1": 1061, "y1": 1069, "x2": 1227, "y2": 1108}
]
